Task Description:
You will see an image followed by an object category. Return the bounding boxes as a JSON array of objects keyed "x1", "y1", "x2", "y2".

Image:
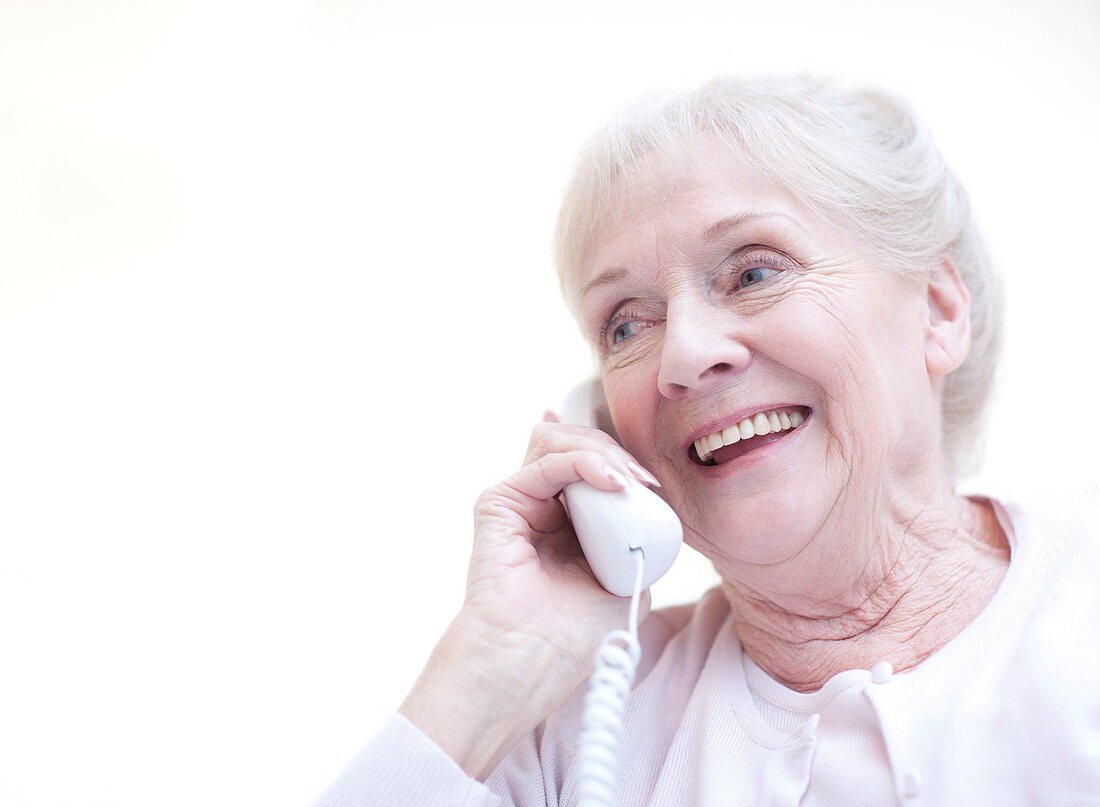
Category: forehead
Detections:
[{"x1": 580, "y1": 133, "x2": 814, "y2": 273}]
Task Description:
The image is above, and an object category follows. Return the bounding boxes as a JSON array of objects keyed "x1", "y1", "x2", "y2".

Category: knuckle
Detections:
[
  {"x1": 579, "y1": 448, "x2": 604, "y2": 470},
  {"x1": 529, "y1": 421, "x2": 554, "y2": 443},
  {"x1": 473, "y1": 487, "x2": 497, "y2": 516},
  {"x1": 534, "y1": 454, "x2": 556, "y2": 486},
  {"x1": 527, "y1": 422, "x2": 561, "y2": 459},
  {"x1": 532, "y1": 432, "x2": 557, "y2": 456},
  {"x1": 533, "y1": 424, "x2": 613, "y2": 456},
  {"x1": 533, "y1": 451, "x2": 553, "y2": 474},
  {"x1": 579, "y1": 423, "x2": 614, "y2": 447},
  {"x1": 593, "y1": 428, "x2": 621, "y2": 449}
]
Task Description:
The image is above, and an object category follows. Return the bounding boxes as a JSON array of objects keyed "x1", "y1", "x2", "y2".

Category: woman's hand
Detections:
[
  {"x1": 398, "y1": 412, "x2": 662, "y2": 781},
  {"x1": 462, "y1": 411, "x2": 659, "y2": 667}
]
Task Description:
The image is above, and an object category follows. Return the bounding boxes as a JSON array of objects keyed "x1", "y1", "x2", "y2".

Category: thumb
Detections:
[{"x1": 543, "y1": 409, "x2": 560, "y2": 423}]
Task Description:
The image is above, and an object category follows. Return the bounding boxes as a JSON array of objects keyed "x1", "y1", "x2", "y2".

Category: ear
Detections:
[{"x1": 923, "y1": 257, "x2": 972, "y2": 377}]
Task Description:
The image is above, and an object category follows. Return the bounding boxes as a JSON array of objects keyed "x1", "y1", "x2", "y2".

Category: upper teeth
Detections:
[{"x1": 693, "y1": 407, "x2": 806, "y2": 462}]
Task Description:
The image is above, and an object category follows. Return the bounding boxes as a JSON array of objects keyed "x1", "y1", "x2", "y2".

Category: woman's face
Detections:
[{"x1": 573, "y1": 133, "x2": 953, "y2": 584}]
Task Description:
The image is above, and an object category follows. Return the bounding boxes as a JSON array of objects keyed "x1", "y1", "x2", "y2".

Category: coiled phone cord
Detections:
[{"x1": 575, "y1": 547, "x2": 645, "y2": 807}]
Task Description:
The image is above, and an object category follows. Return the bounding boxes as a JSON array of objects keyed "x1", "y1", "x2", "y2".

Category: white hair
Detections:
[{"x1": 553, "y1": 72, "x2": 1003, "y2": 477}]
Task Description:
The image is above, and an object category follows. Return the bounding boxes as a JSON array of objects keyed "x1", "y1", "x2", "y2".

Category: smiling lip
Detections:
[
  {"x1": 685, "y1": 404, "x2": 813, "y2": 455},
  {"x1": 691, "y1": 408, "x2": 812, "y2": 472}
]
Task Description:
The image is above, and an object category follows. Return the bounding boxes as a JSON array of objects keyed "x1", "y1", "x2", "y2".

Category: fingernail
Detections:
[
  {"x1": 628, "y1": 461, "x2": 661, "y2": 487},
  {"x1": 604, "y1": 466, "x2": 628, "y2": 488}
]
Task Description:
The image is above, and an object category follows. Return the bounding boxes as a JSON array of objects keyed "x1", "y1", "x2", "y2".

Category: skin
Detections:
[
  {"x1": 571, "y1": 130, "x2": 1011, "y2": 693},
  {"x1": 396, "y1": 131, "x2": 1014, "y2": 781}
]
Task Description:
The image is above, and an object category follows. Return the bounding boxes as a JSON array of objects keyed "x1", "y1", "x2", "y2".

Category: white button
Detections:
[
  {"x1": 901, "y1": 769, "x2": 923, "y2": 798},
  {"x1": 870, "y1": 660, "x2": 894, "y2": 683}
]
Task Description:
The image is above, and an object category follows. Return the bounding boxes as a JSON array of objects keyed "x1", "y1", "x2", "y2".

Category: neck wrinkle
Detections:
[{"x1": 719, "y1": 492, "x2": 1010, "y2": 694}]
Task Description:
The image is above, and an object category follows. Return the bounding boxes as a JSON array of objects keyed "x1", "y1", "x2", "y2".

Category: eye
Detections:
[
  {"x1": 602, "y1": 305, "x2": 652, "y2": 351},
  {"x1": 612, "y1": 321, "x2": 640, "y2": 344},
  {"x1": 737, "y1": 265, "x2": 779, "y2": 289},
  {"x1": 729, "y1": 246, "x2": 795, "y2": 290}
]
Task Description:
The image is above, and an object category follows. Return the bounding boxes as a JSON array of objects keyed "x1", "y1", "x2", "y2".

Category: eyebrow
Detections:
[
  {"x1": 579, "y1": 210, "x2": 798, "y2": 301},
  {"x1": 701, "y1": 209, "x2": 798, "y2": 241}
]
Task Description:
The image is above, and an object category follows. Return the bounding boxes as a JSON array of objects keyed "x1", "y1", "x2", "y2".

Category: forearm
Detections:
[{"x1": 399, "y1": 611, "x2": 586, "y2": 782}]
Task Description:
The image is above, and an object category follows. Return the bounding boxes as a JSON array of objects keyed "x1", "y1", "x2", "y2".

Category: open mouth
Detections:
[{"x1": 689, "y1": 406, "x2": 812, "y2": 467}]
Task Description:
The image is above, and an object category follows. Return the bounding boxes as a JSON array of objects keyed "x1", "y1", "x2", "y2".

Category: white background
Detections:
[{"x1": 1, "y1": 1, "x2": 1097, "y2": 805}]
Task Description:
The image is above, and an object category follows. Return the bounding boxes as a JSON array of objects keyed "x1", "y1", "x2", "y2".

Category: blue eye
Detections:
[
  {"x1": 603, "y1": 306, "x2": 649, "y2": 350},
  {"x1": 739, "y1": 266, "x2": 777, "y2": 288},
  {"x1": 613, "y1": 320, "x2": 641, "y2": 344}
]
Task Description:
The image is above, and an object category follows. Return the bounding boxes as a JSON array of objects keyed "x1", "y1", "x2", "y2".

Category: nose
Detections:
[{"x1": 657, "y1": 294, "x2": 752, "y2": 399}]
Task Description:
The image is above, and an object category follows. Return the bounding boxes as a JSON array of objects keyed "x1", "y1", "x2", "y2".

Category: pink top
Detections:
[{"x1": 314, "y1": 484, "x2": 1100, "y2": 806}]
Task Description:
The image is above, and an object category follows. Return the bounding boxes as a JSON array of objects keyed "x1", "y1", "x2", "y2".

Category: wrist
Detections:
[{"x1": 399, "y1": 611, "x2": 586, "y2": 780}]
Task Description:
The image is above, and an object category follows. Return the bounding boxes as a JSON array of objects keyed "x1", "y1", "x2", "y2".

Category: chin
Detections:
[{"x1": 701, "y1": 480, "x2": 836, "y2": 567}]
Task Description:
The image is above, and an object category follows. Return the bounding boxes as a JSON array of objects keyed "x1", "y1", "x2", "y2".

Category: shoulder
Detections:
[
  {"x1": 993, "y1": 484, "x2": 1100, "y2": 795},
  {"x1": 988, "y1": 482, "x2": 1100, "y2": 692},
  {"x1": 1015, "y1": 481, "x2": 1100, "y2": 615},
  {"x1": 974, "y1": 480, "x2": 1100, "y2": 622},
  {"x1": 979, "y1": 480, "x2": 1100, "y2": 569},
  {"x1": 645, "y1": 584, "x2": 730, "y2": 635},
  {"x1": 993, "y1": 478, "x2": 1100, "y2": 519},
  {"x1": 633, "y1": 585, "x2": 732, "y2": 681}
]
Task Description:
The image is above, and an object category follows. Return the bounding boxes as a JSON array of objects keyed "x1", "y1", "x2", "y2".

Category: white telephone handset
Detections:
[
  {"x1": 558, "y1": 378, "x2": 683, "y2": 807},
  {"x1": 559, "y1": 379, "x2": 683, "y2": 595}
]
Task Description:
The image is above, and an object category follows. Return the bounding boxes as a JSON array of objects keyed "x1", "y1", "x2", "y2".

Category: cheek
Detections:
[
  {"x1": 762, "y1": 298, "x2": 868, "y2": 399},
  {"x1": 601, "y1": 372, "x2": 656, "y2": 450},
  {"x1": 778, "y1": 280, "x2": 916, "y2": 400},
  {"x1": 780, "y1": 280, "x2": 932, "y2": 462}
]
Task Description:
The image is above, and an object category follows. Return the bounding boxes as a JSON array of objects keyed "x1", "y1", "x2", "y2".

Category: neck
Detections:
[{"x1": 719, "y1": 487, "x2": 1011, "y2": 693}]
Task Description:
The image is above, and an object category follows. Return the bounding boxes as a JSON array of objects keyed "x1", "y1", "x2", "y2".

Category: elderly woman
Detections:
[{"x1": 316, "y1": 75, "x2": 1100, "y2": 806}]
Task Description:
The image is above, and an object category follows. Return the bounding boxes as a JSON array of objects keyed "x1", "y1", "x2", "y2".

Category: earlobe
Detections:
[{"x1": 924, "y1": 258, "x2": 972, "y2": 377}]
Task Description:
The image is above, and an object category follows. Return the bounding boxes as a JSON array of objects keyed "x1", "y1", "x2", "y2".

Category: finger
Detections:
[
  {"x1": 488, "y1": 448, "x2": 633, "y2": 536},
  {"x1": 524, "y1": 425, "x2": 659, "y2": 486},
  {"x1": 478, "y1": 450, "x2": 632, "y2": 536},
  {"x1": 543, "y1": 410, "x2": 559, "y2": 422},
  {"x1": 526, "y1": 421, "x2": 621, "y2": 463},
  {"x1": 505, "y1": 449, "x2": 630, "y2": 509},
  {"x1": 523, "y1": 420, "x2": 619, "y2": 468}
]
